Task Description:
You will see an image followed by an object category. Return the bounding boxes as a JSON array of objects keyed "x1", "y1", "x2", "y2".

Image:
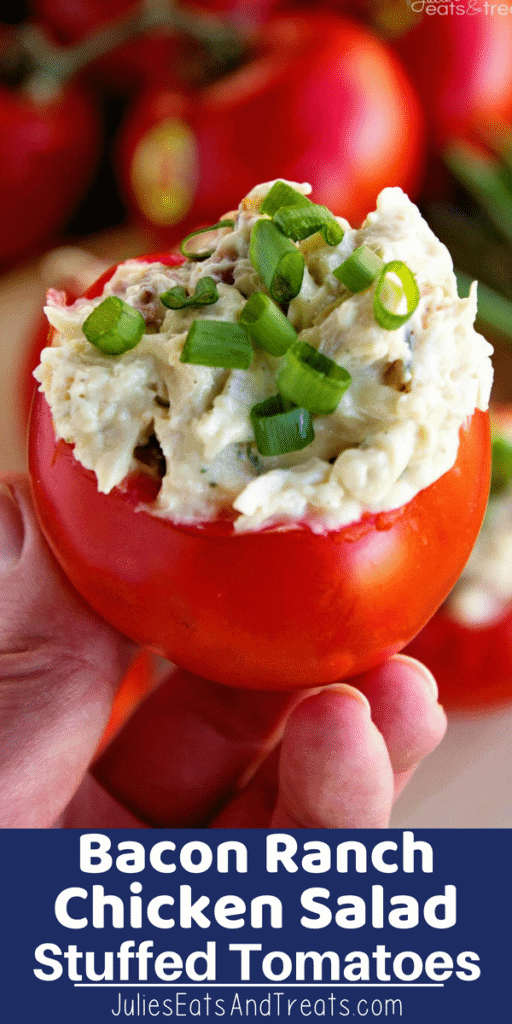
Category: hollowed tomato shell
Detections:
[
  {"x1": 29, "y1": 252, "x2": 491, "y2": 689},
  {"x1": 29, "y1": 394, "x2": 490, "y2": 689}
]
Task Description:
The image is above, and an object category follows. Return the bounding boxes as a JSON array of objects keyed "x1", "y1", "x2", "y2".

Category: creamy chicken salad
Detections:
[{"x1": 35, "y1": 180, "x2": 493, "y2": 533}]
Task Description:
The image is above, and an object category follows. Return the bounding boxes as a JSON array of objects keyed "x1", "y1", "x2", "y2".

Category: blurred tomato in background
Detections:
[
  {"x1": 394, "y1": 8, "x2": 512, "y2": 144},
  {"x1": 405, "y1": 406, "x2": 512, "y2": 713},
  {"x1": 117, "y1": 11, "x2": 424, "y2": 238},
  {"x1": 0, "y1": 74, "x2": 101, "y2": 266}
]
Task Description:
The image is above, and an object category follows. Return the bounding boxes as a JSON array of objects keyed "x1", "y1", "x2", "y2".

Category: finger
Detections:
[
  {"x1": 214, "y1": 685, "x2": 394, "y2": 828},
  {"x1": 93, "y1": 667, "x2": 308, "y2": 826},
  {"x1": 0, "y1": 475, "x2": 135, "y2": 827},
  {"x1": 213, "y1": 658, "x2": 446, "y2": 828},
  {"x1": 350, "y1": 654, "x2": 447, "y2": 797},
  {"x1": 56, "y1": 773, "x2": 147, "y2": 829},
  {"x1": 271, "y1": 685, "x2": 394, "y2": 828}
]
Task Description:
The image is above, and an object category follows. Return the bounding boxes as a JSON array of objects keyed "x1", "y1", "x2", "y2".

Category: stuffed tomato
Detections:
[
  {"x1": 29, "y1": 181, "x2": 492, "y2": 690},
  {"x1": 405, "y1": 406, "x2": 512, "y2": 712}
]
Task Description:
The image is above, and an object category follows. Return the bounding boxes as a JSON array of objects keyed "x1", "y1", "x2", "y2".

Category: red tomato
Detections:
[
  {"x1": 404, "y1": 605, "x2": 512, "y2": 713},
  {"x1": 393, "y1": 11, "x2": 512, "y2": 145},
  {"x1": 117, "y1": 12, "x2": 425, "y2": 234},
  {"x1": 95, "y1": 649, "x2": 156, "y2": 755},
  {"x1": 0, "y1": 80, "x2": 101, "y2": 266},
  {"x1": 28, "y1": 256, "x2": 490, "y2": 691},
  {"x1": 405, "y1": 405, "x2": 512, "y2": 713}
]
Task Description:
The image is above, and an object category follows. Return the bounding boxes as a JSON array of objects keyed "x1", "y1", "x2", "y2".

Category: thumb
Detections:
[{"x1": 0, "y1": 475, "x2": 135, "y2": 827}]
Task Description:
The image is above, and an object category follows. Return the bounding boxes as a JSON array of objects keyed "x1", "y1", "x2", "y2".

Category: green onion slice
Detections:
[
  {"x1": 250, "y1": 394, "x2": 314, "y2": 456},
  {"x1": 373, "y1": 260, "x2": 420, "y2": 330},
  {"x1": 160, "y1": 276, "x2": 219, "y2": 309},
  {"x1": 277, "y1": 340, "x2": 351, "y2": 415},
  {"x1": 334, "y1": 244, "x2": 383, "y2": 292},
  {"x1": 490, "y1": 435, "x2": 512, "y2": 497},
  {"x1": 274, "y1": 204, "x2": 343, "y2": 246},
  {"x1": 259, "y1": 181, "x2": 311, "y2": 216},
  {"x1": 180, "y1": 220, "x2": 235, "y2": 261},
  {"x1": 82, "y1": 296, "x2": 145, "y2": 355},
  {"x1": 250, "y1": 219, "x2": 305, "y2": 304},
  {"x1": 180, "y1": 319, "x2": 253, "y2": 369},
  {"x1": 239, "y1": 292, "x2": 297, "y2": 356}
]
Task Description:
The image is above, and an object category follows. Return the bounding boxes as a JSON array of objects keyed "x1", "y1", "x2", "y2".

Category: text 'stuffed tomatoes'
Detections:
[
  {"x1": 29, "y1": 182, "x2": 492, "y2": 690},
  {"x1": 117, "y1": 12, "x2": 424, "y2": 234},
  {"x1": 405, "y1": 406, "x2": 512, "y2": 713}
]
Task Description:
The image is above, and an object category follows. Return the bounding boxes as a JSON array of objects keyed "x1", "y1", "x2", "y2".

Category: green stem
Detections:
[
  {"x1": 445, "y1": 141, "x2": 512, "y2": 250},
  {"x1": 18, "y1": 0, "x2": 245, "y2": 85}
]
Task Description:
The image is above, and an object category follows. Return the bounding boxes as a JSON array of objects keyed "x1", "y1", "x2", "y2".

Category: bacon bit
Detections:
[
  {"x1": 134, "y1": 434, "x2": 166, "y2": 478},
  {"x1": 383, "y1": 359, "x2": 411, "y2": 392},
  {"x1": 46, "y1": 288, "x2": 68, "y2": 308}
]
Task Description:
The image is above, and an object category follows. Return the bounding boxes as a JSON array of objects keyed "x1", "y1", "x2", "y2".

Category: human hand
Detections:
[{"x1": 0, "y1": 475, "x2": 446, "y2": 829}]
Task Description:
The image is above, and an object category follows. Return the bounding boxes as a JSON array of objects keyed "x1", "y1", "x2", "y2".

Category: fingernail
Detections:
[
  {"x1": 394, "y1": 653, "x2": 439, "y2": 702},
  {"x1": 324, "y1": 682, "x2": 372, "y2": 713},
  {"x1": 0, "y1": 483, "x2": 24, "y2": 572}
]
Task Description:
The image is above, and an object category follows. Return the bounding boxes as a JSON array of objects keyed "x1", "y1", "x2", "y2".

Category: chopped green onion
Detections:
[
  {"x1": 160, "y1": 276, "x2": 219, "y2": 309},
  {"x1": 334, "y1": 244, "x2": 383, "y2": 292},
  {"x1": 259, "y1": 181, "x2": 310, "y2": 216},
  {"x1": 82, "y1": 296, "x2": 145, "y2": 355},
  {"x1": 250, "y1": 219, "x2": 305, "y2": 304},
  {"x1": 180, "y1": 220, "x2": 235, "y2": 261},
  {"x1": 239, "y1": 292, "x2": 297, "y2": 356},
  {"x1": 277, "y1": 340, "x2": 351, "y2": 415},
  {"x1": 373, "y1": 260, "x2": 420, "y2": 330},
  {"x1": 274, "y1": 203, "x2": 343, "y2": 246},
  {"x1": 250, "y1": 394, "x2": 314, "y2": 456},
  {"x1": 490, "y1": 435, "x2": 512, "y2": 496},
  {"x1": 180, "y1": 319, "x2": 253, "y2": 369}
]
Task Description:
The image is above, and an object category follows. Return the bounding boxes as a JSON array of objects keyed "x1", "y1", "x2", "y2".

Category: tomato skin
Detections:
[
  {"x1": 0, "y1": 81, "x2": 101, "y2": 267},
  {"x1": 117, "y1": 12, "x2": 424, "y2": 233},
  {"x1": 29, "y1": 388, "x2": 490, "y2": 689},
  {"x1": 393, "y1": 12, "x2": 512, "y2": 144},
  {"x1": 404, "y1": 404, "x2": 512, "y2": 713}
]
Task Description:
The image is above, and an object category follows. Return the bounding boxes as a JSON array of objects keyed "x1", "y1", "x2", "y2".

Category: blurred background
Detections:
[{"x1": 1, "y1": 0, "x2": 511, "y2": 826}]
